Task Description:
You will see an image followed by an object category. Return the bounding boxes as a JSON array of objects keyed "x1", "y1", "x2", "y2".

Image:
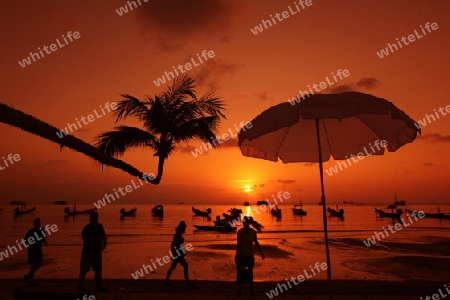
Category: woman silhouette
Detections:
[{"x1": 164, "y1": 221, "x2": 192, "y2": 287}]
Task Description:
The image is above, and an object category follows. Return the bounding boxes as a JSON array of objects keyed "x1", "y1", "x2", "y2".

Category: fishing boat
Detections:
[
  {"x1": 120, "y1": 207, "x2": 137, "y2": 218},
  {"x1": 327, "y1": 206, "x2": 344, "y2": 218},
  {"x1": 292, "y1": 203, "x2": 307, "y2": 216},
  {"x1": 151, "y1": 204, "x2": 164, "y2": 218},
  {"x1": 243, "y1": 201, "x2": 250, "y2": 206},
  {"x1": 219, "y1": 208, "x2": 244, "y2": 223},
  {"x1": 214, "y1": 216, "x2": 231, "y2": 227},
  {"x1": 13, "y1": 206, "x2": 36, "y2": 217},
  {"x1": 391, "y1": 192, "x2": 406, "y2": 206},
  {"x1": 222, "y1": 208, "x2": 243, "y2": 219},
  {"x1": 193, "y1": 225, "x2": 237, "y2": 233},
  {"x1": 270, "y1": 205, "x2": 282, "y2": 218},
  {"x1": 192, "y1": 206, "x2": 212, "y2": 217},
  {"x1": 406, "y1": 208, "x2": 450, "y2": 220},
  {"x1": 374, "y1": 207, "x2": 402, "y2": 219},
  {"x1": 214, "y1": 215, "x2": 264, "y2": 231},
  {"x1": 256, "y1": 200, "x2": 268, "y2": 206},
  {"x1": 64, "y1": 206, "x2": 96, "y2": 216}
]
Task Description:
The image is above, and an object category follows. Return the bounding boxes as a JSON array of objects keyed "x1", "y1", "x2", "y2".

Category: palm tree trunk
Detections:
[
  {"x1": 149, "y1": 155, "x2": 165, "y2": 185},
  {"x1": 0, "y1": 103, "x2": 153, "y2": 181}
]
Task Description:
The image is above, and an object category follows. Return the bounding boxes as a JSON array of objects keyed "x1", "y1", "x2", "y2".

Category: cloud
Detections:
[
  {"x1": 256, "y1": 91, "x2": 274, "y2": 102},
  {"x1": 178, "y1": 137, "x2": 238, "y2": 154},
  {"x1": 303, "y1": 162, "x2": 315, "y2": 167},
  {"x1": 136, "y1": 0, "x2": 242, "y2": 51},
  {"x1": 356, "y1": 77, "x2": 381, "y2": 90},
  {"x1": 38, "y1": 159, "x2": 70, "y2": 166},
  {"x1": 178, "y1": 145, "x2": 197, "y2": 154},
  {"x1": 278, "y1": 180, "x2": 296, "y2": 184},
  {"x1": 194, "y1": 59, "x2": 242, "y2": 90},
  {"x1": 417, "y1": 133, "x2": 450, "y2": 143},
  {"x1": 423, "y1": 162, "x2": 435, "y2": 167},
  {"x1": 321, "y1": 77, "x2": 381, "y2": 94}
]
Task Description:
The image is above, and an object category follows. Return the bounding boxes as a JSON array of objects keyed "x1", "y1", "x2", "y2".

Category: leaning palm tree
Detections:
[
  {"x1": 95, "y1": 75, "x2": 226, "y2": 185},
  {"x1": 0, "y1": 102, "x2": 145, "y2": 177}
]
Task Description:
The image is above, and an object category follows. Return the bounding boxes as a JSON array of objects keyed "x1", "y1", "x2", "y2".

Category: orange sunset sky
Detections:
[{"x1": 0, "y1": 1, "x2": 449, "y2": 205}]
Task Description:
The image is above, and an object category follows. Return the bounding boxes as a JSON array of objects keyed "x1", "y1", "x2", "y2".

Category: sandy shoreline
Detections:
[{"x1": 3, "y1": 279, "x2": 449, "y2": 300}]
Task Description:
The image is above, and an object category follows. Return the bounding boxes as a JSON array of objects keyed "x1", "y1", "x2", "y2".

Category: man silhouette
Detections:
[
  {"x1": 235, "y1": 216, "x2": 265, "y2": 296},
  {"x1": 78, "y1": 212, "x2": 107, "y2": 292},
  {"x1": 24, "y1": 218, "x2": 48, "y2": 286}
]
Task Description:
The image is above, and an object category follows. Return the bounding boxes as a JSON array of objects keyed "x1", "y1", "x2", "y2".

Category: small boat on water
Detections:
[
  {"x1": 256, "y1": 200, "x2": 268, "y2": 206},
  {"x1": 193, "y1": 225, "x2": 237, "y2": 233},
  {"x1": 406, "y1": 208, "x2": 450, "y2": 220},
  {"x1": 223, "y1": 208, "x2": 243, "y2": 219},
  {"x1": 192, "y1": 206, "x2": 212, "y2": 217},
  {"x1": 151, "y1": 204, "x2": 164, "y2": 218},
  {"x1": 292, "y1": 204, "x2": 307, "y2": 216},
  {"x1": 120, "y1": 207, "x2": 137, "y2": 218},
  {"x1": 214, "y1": 216, "x2": 230, "y2": 227},
  {"x1": 214, "y1": 215, "x2": 264, "y2": 232},
  {"x1": 13, "y1": 207, "x2": 36, "y2": 217},
  {"x1": 270, "y1": 205, "x2": 282, "y2": 218},
  {"x1": 327, "y1": 206, "x2": 344, "y2": 218},
  {"x1": 375, "y1": 207, "x2": 402, "y2": 219},
  {"x1": 243, "y1": 201, "x2": 250, "y2": 206},
  {"x1": 64, "y1": 206, "x2": 96, "y2": 216}
]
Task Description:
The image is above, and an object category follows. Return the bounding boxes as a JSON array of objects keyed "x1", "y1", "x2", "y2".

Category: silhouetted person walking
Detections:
[
  {"x1": 78, "y1": 212, "x2": 108, "y2": 292},
  {"x1": 164, "y1": 221, "x2": 192, "y2": 287},
  {"x1": 24, "y1": 218, "x2": 47, "y2": 286},
  {"x1": 235, "y1": 216, "x2": 265, "y2": 296}
]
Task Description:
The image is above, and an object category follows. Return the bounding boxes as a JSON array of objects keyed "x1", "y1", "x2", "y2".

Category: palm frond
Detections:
[
  {"x1": 95, "y1": 126, "x2": 158, "y2": 157},
  {"x1": 194, "y1": 91, "x2": 227, "y2": 119},
  {"x1": 114, "y1": 94, "x2": 149, "y2": 122},
  {"x1": 163, "y1": 74, "x2": 197, "y2": 103},
  {"x1": 170, "y1": 116, "x2": 221, "y2": 146}
]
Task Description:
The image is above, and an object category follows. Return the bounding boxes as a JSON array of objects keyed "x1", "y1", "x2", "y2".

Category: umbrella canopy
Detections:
[
  {"x1": 239, "y1": 92, "x2": 420, "y2": 162},
  {"x1": 238, "y1": 92, "x2": 420, "y2": 288}
]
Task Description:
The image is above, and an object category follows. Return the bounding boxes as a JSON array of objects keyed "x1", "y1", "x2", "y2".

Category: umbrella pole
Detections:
[{"x1": 315, "y1": 119, "x2": 332, "y2": 294}]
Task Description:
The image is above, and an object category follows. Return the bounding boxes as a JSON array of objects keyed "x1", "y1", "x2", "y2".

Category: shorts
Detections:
[
  {"x1": 172, "y1": 255, "x2": 187, "y2": 265},
  {"x1": 80, "y1": 253, "x2": 102, "y2": 272},
  {"x1": 235, "y1": 255, "x2": 254, "y2": 283},
  {"x1": 27, "y1": 250, "x2": 43, "y2": 264},
  {"x1": 235, "y1": 255, "x2": 255, "y2": 269}
]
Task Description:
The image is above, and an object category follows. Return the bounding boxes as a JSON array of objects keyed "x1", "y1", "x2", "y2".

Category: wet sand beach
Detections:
[
  {"x1": 4, "y1": 279, "x2": 450, "y2": 300},
  {"x1": 3, "y1": 236, "x2": 450, "y2": 299}
]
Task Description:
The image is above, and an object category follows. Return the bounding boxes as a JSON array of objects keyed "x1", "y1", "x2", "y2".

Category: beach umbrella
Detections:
[{"x1": 237, "y1": 91, "x2": 420, "y2": 285}]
